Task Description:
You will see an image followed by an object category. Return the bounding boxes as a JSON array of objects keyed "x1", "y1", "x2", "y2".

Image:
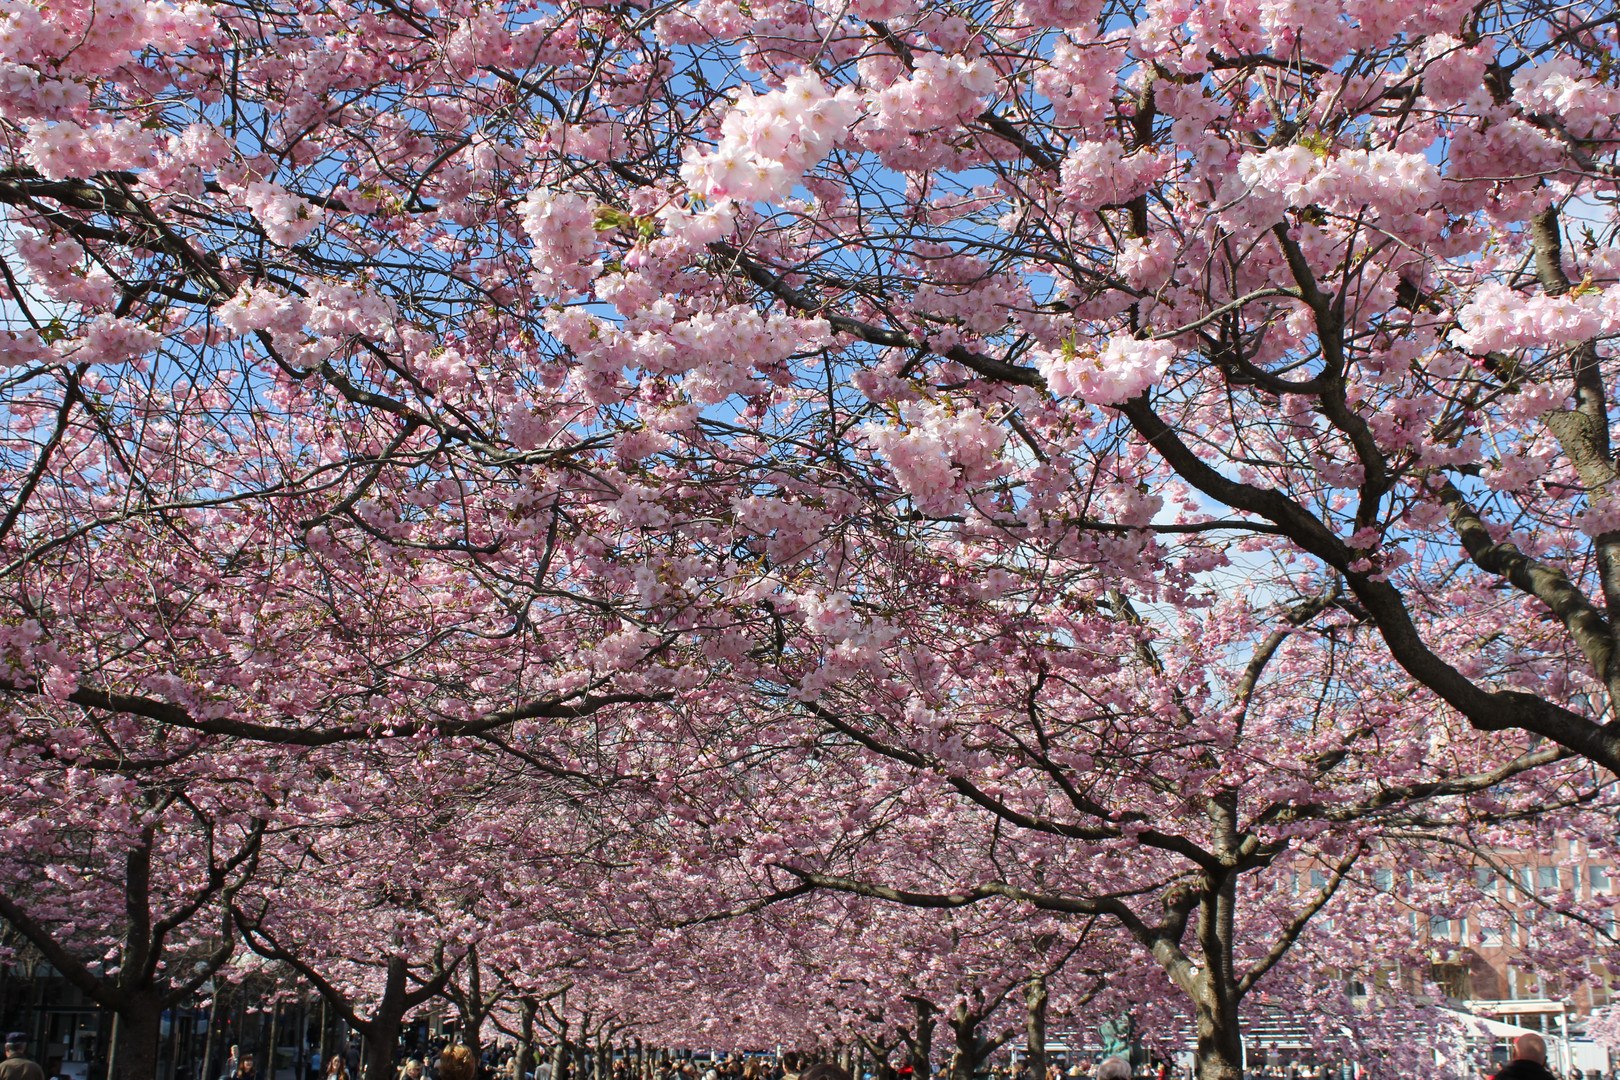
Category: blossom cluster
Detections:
[
  {"x1": 1058, "y1": 140, "x2": 1163, "y2": 213},
  {"x1": 862, "y1": 53, "x2": 996, "y2": 152},
  {"x1": 0, "y1": 61, "x2": 86, "y2": 121},
  {"x1": 215, "y1": 283, "x2": 400, "y2": 371},
  {"x1": 863, "y1": 401, "x2": 1008, "y2": 515},
  {"x1": 1232, "y1": 145, "x2": 1440, "y2": 224},
  {"x1": 1451, "y1": 282, "x2": 1620, "y2": 353},
  {"x1": 1035, "y1": 336, "x2": 1176, "y2": 404},
  {"x1": 1034, "y1": 36, "x2": 1119, "y2": 129},
  {"x1": 545, "y1": 303, "x2": 832, "y2": 406},
  {"x1": 0, "y1": 0, "x2": 214, "y2": 78},
  {"x1": 731, "y1": 495, "x2": 834, "y2": 565},
  {"x1": 1512, "y1": 56, "x2": 1620, "y2": 139},
  {"x1": 11, "y1": 228, "x2": 117, "y2": 308},
  {"x1": 23, "y1": 119, "x2": 155, "y2": 181},
  {"x1": 240, "y1": 180, "x2": 325, "y2": 248},
  {"x1": 519, "y1": 189, "x2": 603, "y2": 297},
  {"x1": 0, "y1": 329, "x2": 55, "y2": 370},
  {"x1": 680, "y1": 73, "x2": 859, "y2": 204}
]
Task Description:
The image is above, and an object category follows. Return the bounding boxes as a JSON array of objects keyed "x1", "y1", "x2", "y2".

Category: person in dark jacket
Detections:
[{"x1": 1491, "y1": 1035, "x2": 1560, "y2": 1080}]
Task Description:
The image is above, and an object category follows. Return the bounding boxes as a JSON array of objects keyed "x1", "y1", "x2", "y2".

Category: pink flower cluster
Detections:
[
  {"x1": 1057, "y1": 140, "x2": 1162, "y2": 213},
  {"x1": 215, "y1": 283, "x2": 399, "y2": 370},
  {"x1": 1017, "y1": 0, "x2": 1104, "y2": 29},
  {"x1": 0, "y1": 0, "x2": 214, "y2": 78},
  {"x1": 240, "y1": 180, "x2": 324, "y2": 247},
  {"x1": 519, "y1": 188, "x2": 602, "y2": 297},
  {"x1": 731, "y1": 495, "x2": 833, "y2": 565},
  {"x1": 12, "y1": 228, "x2": 117, "y2": 308},
  {"x1": 0, "y1": 329, "x2": 56, "y2": 370},
  {"x1": 23, "y1": 119, "x2": 154, "y2": 181},
  {"x1": 680, "y1": 73, "x2": 859, "y2": 204},
  {"x1": 1232, "y1": 145, "x2": 1439, "y2": 223},
  {"x1": 68, "y1": 314, "x2": 161, "y2": 366},
  {"x1": 1451, "y1": 281, "x2": 1620, "y2": 353},
  {"x1": 863, "y1": 53, "x2": 996, "y2": 148},
  {"x1": 652, "y1": 0, "x2": 749, "y2": 46},
  {"x1": 1034, "y1": 36, "x2": 1119, "y2": 129},
  {"x1": 544, "y1": 302, "x2": 831, "y2": 406},
  {"x1": 863, "y1": 401, "x2": 1008, "y2": 515},
  {"x1": 0, "y1": 62, "x2": 87, "y2": 121},
  {"x1": 216, "y1": 286, "x2": 311, "y2": 339},
  {"x1": 1513, "y1": 56, "x2": 1620, "y2": 139},
  {"x1": 1035, "y1": 335, "x2": 1176, "y2": 404},
  {"x1": 1114, "y1": 235, "x2": 1176, "y2": 290},
  {"x1": 1411, "y1": 33, "x2": 1491, "y2": 106}
]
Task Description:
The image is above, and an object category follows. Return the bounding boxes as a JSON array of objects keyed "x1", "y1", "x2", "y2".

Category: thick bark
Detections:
[
  {"x1": 1023, "y1": 976, "x2": 1047, "y2": 1080},
  {"x1": 949, "y1": 1005, "x2": 978, "y2": 1080},
  {"x1": 453, "y1": 943, "x2": 488, "y2": 1066},
  {"x1": 114, "y1": 998, "x2": 163, "y2": 1080},
  {"x1": 904, "y1": 999, "x2": 936, "y2": 1080},
  {"x1": 515, "y1": 998, "x2": 538, "y2": 1080},
  {"x1": 266, "y1": 997, "x2": 280, "y2": 1080},
  {"x1": 366, "y1": 1015, "x2": 402, "y2": 1080},
  {"x1": 550, "y1": 1021, "x2": 569, "y2": 1080},
  {"x1": 1193, "y1": 989, "x2": 1243, "y2": 1080}
]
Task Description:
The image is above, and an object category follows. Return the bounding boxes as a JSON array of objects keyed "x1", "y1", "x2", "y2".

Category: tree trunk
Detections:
[
  {"x1": 115, "y1": 999, "x2": 164, "y2": 1080},
  {"x1": 516, "y1": 999, "x2": 538, "y2": 1080},
  {"x1": 366, "y1": 1016, "x2": 402, "y2": 1080},
  {"x1": 201, "y1": 990, "x2": 221, "y2": 1080},
  {"x1": 910, "y1": 1001, "x2": 936, "y2": 1080},
  {"x1": 268, "y1": 997, "x2": 281, "y2": 1080},
  {"x1": 319, "y1": 997, "x2": 330, "y2": 1079},
  {"x1": 1193, "y1": 992, "x2": 1242, "y2": 1080},
  {"x1": 551, "y1": 1024, "x2": 569, "y2": 1080},
  {"x1": 463, "y1": 1012, "x2": 484, "y2": 1069},
  {"x1": 296, "y1": 994, "x2": 308, "y2": 1080},
  {"x1": 459, "y1": 944, "x2": 485, "y2": 1067},
  {"x1": 949, "y1": 1004, "x2": 980, "y2": 1080},
  {"x1": 1024, "y1": 975, "x2": 1047, "y2": 1080}
]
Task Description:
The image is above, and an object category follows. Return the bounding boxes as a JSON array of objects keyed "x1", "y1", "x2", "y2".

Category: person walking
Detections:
[
  {"x1": 0, "y1": 1034, "x2": 45, "y2": 1080},
  {"x1": 1491, "y1": 1036, "x2": 1560, "y2": 1080}
]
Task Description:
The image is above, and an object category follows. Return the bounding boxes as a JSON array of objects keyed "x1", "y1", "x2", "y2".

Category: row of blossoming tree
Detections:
[{"x1": 1, "y1": 0, "x2": 1618, "y2": 1074}]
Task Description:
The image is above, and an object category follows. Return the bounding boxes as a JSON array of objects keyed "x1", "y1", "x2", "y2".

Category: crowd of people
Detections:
[{"x1": 3, "y1": 1028, "x2": 1617, "y2": 1080}]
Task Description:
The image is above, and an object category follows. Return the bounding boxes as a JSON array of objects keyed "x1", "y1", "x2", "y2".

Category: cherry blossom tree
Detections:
[
  {"x1": 4, "y1": 0, "x2": 1620, "y2": 1077},
  {"x1": 0, "y1": 757, "x2": 267, "y2": 1078}
]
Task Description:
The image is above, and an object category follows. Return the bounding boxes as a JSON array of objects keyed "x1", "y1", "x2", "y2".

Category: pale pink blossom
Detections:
[
  {"x1": 240, "y1": 179, "x2": 324, "y2": 247},
  {"x1": 1036, "y1": 336, "x2": 1176, "y2": 404},
  {"x1": 863, "y1": 401, "x2": 1008, "y2": 515}
]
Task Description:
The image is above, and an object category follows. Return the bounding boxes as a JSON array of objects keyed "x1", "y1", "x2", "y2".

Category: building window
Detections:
[
  {"x1": 1476, "y1": 867, "x2": 1498, "y2": 896},
  {"x1": 1374, "y1": 868, "x2": 1393, "y2": 893},
  {"x1": 1591, "y1": 865, "x2": 1611, "y2": 892},
  {"x1": 1538, "y1": 865, "x2": 1559, "y2": 893}
]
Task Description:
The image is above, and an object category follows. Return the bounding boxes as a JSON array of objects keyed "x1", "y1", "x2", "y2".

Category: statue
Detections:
[{"x1": 1096, "y1": 1013, "x2": 1133, "y2": 1061}]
